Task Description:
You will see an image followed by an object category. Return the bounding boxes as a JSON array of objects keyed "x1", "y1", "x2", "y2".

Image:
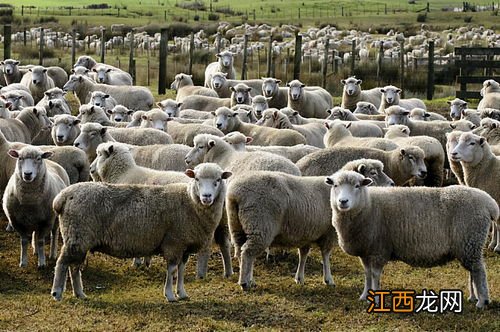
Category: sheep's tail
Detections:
[
  {"x1": 53, "y1": 188, "x2": 70, "y2": 216},
  {"x1": 225, "y1": 192, "x2": 246, "y2": 250},
  {"x1": 490, "y1": 200, "x2": 500, "y2": 224}
]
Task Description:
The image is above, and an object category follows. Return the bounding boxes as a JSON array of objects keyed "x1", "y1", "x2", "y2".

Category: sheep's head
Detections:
[
  {"x1": 185, "y1": 134, "x2": 225, "y2": 167},
  {"x1": 385, "y1": 105, "x2": 410, "y2": 126},
  {"x1": 384, "y1": 125, "x2": 411, "y2": 139},
  {"x1": 29, "y1": 66, "x2": 48, "y2": 85},
  {"x1": 398, "y1": 147, "x2": 427, "y2": 180},
  {"x1": 170, "y1": 73, "x2": 192, "y2": 90},
  {"x1": 8, "y1": 146, "x2": 52, "y2": 183},
  {"x1": 52, "y1": 114, "x2": 80, "y2": 145},
  {"x1": 212, "y1": 107, "x2": 237, "y2": 133},
  {"x1": 90, "y1": 91, "x2": 111, "y2": 108},
  {"x1": 445, "y1": 131, "x2": 464, "y2": 162},
  {"x1": 447, "y1": 98, "x2": 467, "y2": 120},
  {"x1": 287, "y1": 80, "x2": 306, "y2": 101},
  {"x1": 216, "y1": 51, "x2": 235, "y2": 68},
  {"x1": 140, "y1": 109, "x2": 171, "y2": 131},
  {"x1": 74, "y1": 55, "x2": 94, "y2": 69},
  {"x1": 222, "y1": 132, "x2": 251, "y2": 151},
  {"x1": 380, "y1": 85, "x2": 401, "y2": 105},
  {"x1": 210, "y1": 72, "x2": 227, "y2": 90},
  {"x1": 251, "y1": 95, "x2": 271, "y2": 119},
  {"x1": 185, "y1": 162, "x2": 231, "y2": 206},
  {"x1": 354, "y1": 101, "x2": 378, "y2": 115},
  {"x1": 74, "y1": 123, "x2": 107, "y2": 156},
  {"x1": 63, "y1": 74, "x2": 84, "y2": 92},
  {"x1": 326, "y1": 107, "x2": 350, "y2": 121},
  {"x1": 230, "y1": 83, "x2": 252, "y2": 105},
  {"x1": 451, "y1": 132, "x2": 487, "y2": 165},
  {"x1": 106, "y1": 105, "x2": 133, "y2": 123},
  {"x1": 156, "y1": 99, "x2": 182, "y2": 118},
  {"x1": 261, "y1": 78, "x2": 281, "y2": 97},
  {"x1": 1, "y1": 59, "x2": 20, "y2": 75},
  {"x1": 325, "y1": 170, "x2": 372, "y2": 212},
  {"x1": 341, "y1": 77, "x2": 362, "y2": 96},
  {"x1": 341, "y1": 159, "x2": 394, "y2": 187},
  {"x1": 255, "y1": 109, "x2": 282, "y2": 127},
  {"x1": 92, "y1": 66, "x2": 112, "y2": 83}
]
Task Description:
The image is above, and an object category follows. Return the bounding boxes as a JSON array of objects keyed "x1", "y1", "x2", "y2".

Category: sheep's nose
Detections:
[
  {"x1": 95, "y1": 103, "x2": 101, "y2": 106},
  {"x1": 451, "y1": 152, "x2": 458, "y2": 156},
  {"x1": 57, "y1": 135, "x2": 64, "y2": 141},
  {"x1": 390, "y1": 181, "x2": 395, "y2": 187},
  {"x1": 115, "y1": 118, "x2": 121, "y2": 122},
  {"x1": 216, "y1": 123, "x2": 222, "y2": 128},
  {"x1": 32, "y1": 80, "x2": 38, "y2": 84},
  {"x1": 203, "y1": 193, "x2": 212, "y2": 198},
  {"x1": 419, "y1": 170, "x2": 427, "y2": 178},
  {"x1": 338, "y1": 199, "x2": 349, "y2": 206},
  {"x1": 184, "y1": 157, "x2": 191, "y2": 165},
  {"x1": 74, "y1": 142, "x2": 80, "y2": 147}
]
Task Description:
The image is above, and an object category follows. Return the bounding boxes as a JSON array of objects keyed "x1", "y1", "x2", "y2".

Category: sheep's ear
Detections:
[
  {"x1": 486, "y1": 81, "x2": 491, "y2": 87},
  {"x1": 28, "y1": 68, "x2": 32, "y2": 72},
  {"x1": 43, "y1": 69, "x2": 48, "y2": 73},
  {"x1": 246, "y1": 87, "x2": 252, "y2": 92},
  {"x1": 491, "y1": 122, "x2": 498, "y2": 129},
  {"x1": 106, "y1": 68, "x2": 112, "y2": 73},
  {"x1": 326, "y1": 109, "x2": 332, "y2": 115},
  {"x1": 41, "y1": 151, "x2": 53, "y2": 159},
  {"x1": 286, "y1": 82, "x2": 290, "y2": 87},
  {"x1": 92, "y1": 68, "x2": 97, "y2": 72},
  {"x1": 104, "y1": 94, "x2": 110, "y2": 99},
  {"x1": 71, "y1": 69, "x2": 75, "y2": 73},
  {"x1": 14, "y1": 61, "x2": 19, "y2": 65},
  {"x1": 215, "y1": 53, "x2": 220, "y2": 58},
  {"x1": 73, "y1": 119, "x2": 81, "y2": 125},
  {"x1": 402, "y1": 110, "x2": 410, "y2": 116},
  {"x1": 470, "y1": 124, "x2": 476, "y2": 129},
  {"x1": 345, "y1": 122, "x2": 352, "y2": 129},
  {"x1": 177, "y1": 102, "x2": 183, "y2": 108},
  {"x1": 446, "y1": 100, "x2": 452, "y2": 105},
  {"x1": 380, "y1": 88, "x2": 386, "y2": 93},
  {"x1": 44, "y1": 91, "x2": 51, "y2": 97},
  {"x1": 325, "y1": 176, "x2": 334, "y2": 186},
  {"x1": 211, "y1": 111, "x2": 216, "y2": 116},
  {"x1": 208, "y1": 140, "x2": 216, "y2": 148},
  {"x1": 245, "y1": 136, "x2": 253, "y2": 144},
  {"x1": 156, "y1": 102, "x2": 162, "y2": 108},
  {"x1": 185, "y1": 169, "x2": 195, "y2": 178},
  {"x1": 361, "y1": 178, "x2": 373, "y2": 186},
  {"x1": 357, "y1": 164, "x2": 367, "y2": 173},
  {"x1": 396, "y1": 88, "x2": 402, "y2": 94},
  {"x1": 89, "y1": 106, "x2": 95, "y2": 113},
  {"x1": 106, "y1": 144, "x2": 114, "y2": 155},
  {"x1": 272, "y1": 110, "x2": 280, "y2": 120},
  {"x1": 229, "y1": 86, "x2": 235, "y2": 92},
  {"x1": 32, "y1": 108, "x2": 38, "y2": 115},
  {"x1": 356, "y1": 79, "x2": 362, "y2": 85},
  {"x1": 402, "y1": 127, "x2": 410, "y2": 135},
  {"x1": 399, "y1": 149, "x2": 406, "y2": 157},
  {"x1": 275, "y1": 79, "x2": 281, "y2": 84},
  {"x1": 221, "y1": 171, "x2": 232, "y2": 179},
  {"x1": 100, "y1": 127, "x2": 107, "y2": 136},
  {"x1": 340, "y1": 79, "x2": 346, "y2": 85},
  {"x1": 301, "y1": 84, "x2": 306, "y2": 88},
  {"x1": 450, "y1": 123, "x2": 456, "y2": 129},
  {"x1": 106, "y1": 109, "x2": 113, "y2": 115},
  {"x1": 49, "y1": 101, "x2": 54, "y2": 108},
  {"x1": 141, "y1": 115, "x2": 148, "y2": 120},
  {"x1": 424, "y1": 113, "x2": 431, "y2": 118},
  {"x1": 479, "y1": 137, "x2": 486, "y2": 146},
  {"x1": 127, "y1": 110, "x2": 134, "y2": 115},
  {"x1": 5, "y1": 101, "x2": 12, "y2": 109},
  {"x1": 7, "y1": 149, "x2": 19, "y2": 159},
  {"x1": 293, "y1": 111, "x2": 299, "y2": 116},
  {"x1": 324, "y1": 122, "x2": 331, "y2": 129}
]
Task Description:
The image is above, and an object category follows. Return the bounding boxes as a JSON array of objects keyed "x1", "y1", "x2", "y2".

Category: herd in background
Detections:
[{"x1": 0, "y1": 44, "x2": 499, "y2": 308}]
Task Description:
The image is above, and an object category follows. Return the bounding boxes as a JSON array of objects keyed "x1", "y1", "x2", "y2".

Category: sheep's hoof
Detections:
[
  {"x1": 75, "y1": 292, "x2": 87, "y2": 300},
  {"x1": 324, "y1": 279, "x2": 335, "y2": 287},
  {"x1": 487, "y1": 242, "x2": 496, "y2": 251},
  {"x1": 19, "y1": 261, "x2": 27, "y2": 268},
  {"x1": 294, "y1": 278, "x2": 305, "y2": 285},
  {"x1": 240, "y1": 281, "x2": 255, "y2": 291},
  {"x1": 476, "y1": 299, "x2": 489, "y2": 309},
  {"x1": 468, "y1": 296, "x2": 477, "y2": 303},
  {"x1": 177, "y1": 293, "x2": 189, "y2": 301},
  {"x1": 494, "y1": 246, "x2": 500, "y2": 254},
  {"x1": 51, "y1": 291, "x2": 62, "y2": 301},
  {"x1": 5, "y1": 224, "x2": 14, "y2": 232},
  {"x1": 166, "y1": 296, "x2": 178, "y2": 303}
]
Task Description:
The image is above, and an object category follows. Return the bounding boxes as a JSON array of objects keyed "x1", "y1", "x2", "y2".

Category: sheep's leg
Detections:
[
  {"x1": 494, "y1": 223, "x2": 500, "y2": 253},
  {"x1": 132, "y1": 257, "x2": 142, "y2": 268},
  {"x1": 294, "y1": 246, "x2": 310, "y2": 285},
  {"x1": 5, "y1": 222, "x2": 14, "y2": 232},
  {"x1": 196, "y1": 247, "x2": 210, "y2": 279},
  {"x1": 19, "y1": 236, "x2": 29, "y2": 268},
  {"x1": 32, "y1": 232, "x2": 37, "y2": 255},
  {"x1": 176, "y1": 255, "x2": 189, "y2": 300},
  {"x1": 214, "y1": 224, "x2": 233, "y2": 278},
  {"x1": 69, "y1": 266, "x2": 86, "y2": 299},
  {"x1": 359, "y1": 257, "x2": 372, "y2": 301},
  {"x1": 238, "y1": 233, "x2": 268, "y2": 291},
  {"x1": 470, "y1": 262, "x2": 490, "y2": 308},
  {"x1": 49, "y1": 224, "x2": 59, "y2": 260},
  {"x1": 51, "y1": 259, "x2": 69, "y2": 301},
  {"x1": 143, "y1": 256, "x2": 152, "y2": 268},
  {"x1": 468, "y1": 272, "x2": 478, "y2": 303},
  {"x1": 164, "y1": 263, "x2": 178, "y2": 302},
  {"x1": 36, "y1": 235, "x2": 46, "y2": 268},
  {"x1": 320, "y1": 247, "x2": 334, "y2": 286},
  {"x1": 487, "y1": 222, "x2": 497, "y2": 250}
]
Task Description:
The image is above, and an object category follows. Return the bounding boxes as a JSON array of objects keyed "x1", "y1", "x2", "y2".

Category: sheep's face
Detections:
[
  {"x1": 222, "y1": 132, "x2": 249, "y2": 151},
  {"x1": 385, "y1": 106, "x2": 410, "y2": 126},
  {"x1": 448, "y1": 99, "x2": 467, "y2": 120},
  {"x1": 44, "y1": 88, "x2": 66, "y2": 101},
  {"x1": 74, "y1": 126, "x2": 105, "y2": 155},
  {"x1": 451, "y1": 132, "x2": 485, "y2": 165},
  {"x1": 280, "y1": 108, "x2": 300, "y2": 124},
  {"x1": 445, "y1": 131, "x2": 463, "y2": 162},
  {"x1": 211, "y1": 73, "x2": 227, "y2": 90},
  {"x1": 231, "y1": 85, "x2": 252, "y2": 105},
  {"x1": 78, "y1": 105, "x2": 100, "y2": 122},
  {"x1": 72, "y1": 66, "x2": 90, "y2": 76},
  {"x1": 141, "y1": 111, "x2": 170, "y2": 131},
  {"x1": 409, "y1": 108, "x2": 429, "y2": 121},
  {"x1": 74, "y1": 56, "x2": 93, "y2": 69},
  {"x1": 8, "y1": 147, "x2": 52, "y2": 183},
  {"x1": 2, "y1": 94, "x2": 21, "y2": 109},
  {"x1": 63, "y1": 75, "x2": 83, "y2": 92},
  {"x1": 214, "y1": 108, "x2": 237, "y2": 132},
  {"x1": 89, "y1": 158, "x2": 100, "y2": 182},
  {"x1": 185, "y1": 138, "x2": 213, "y2": 167},
  {"x1": 93, "y1": 67, "x2": 111, "y2": 84},
  {"x1": 325, "y1": 171, "x2": 372, "y2": 212},
  {"x1": 326, "y1": 107, "x2": 348, "y2": 121},
  {"x1": 53, "y1": 116, "x2": 80, "y2": 145},
  {"x1": 186, "y1": 163, "x2": 231, "y2": 206},
  {"x1": 385, "y1": 125, "x2": 410, "y2": 139},
  {"x1": 341, "y1": 77, "x2": 362, "y2": 96},
  {"x1": 251, "y1": 97, "x2": 270, "y2": 119},
  {"x1": 352, "y1": 162, "x2": 395, "y2": 187},
  {"x1": 30, "y1": 67, "x2": 48, "y2": 86},
  {"x1": 216, "y1": 51, "x2": 234, "y2": 68},
  {"x1": 107, "y1": 106, "x2": 133, "y2": 123},
  {"x1": 127, "y1": 111, "x2": 146, "y2": 128},
  {"x1": 48, "y1": 100, "x2": 69, "y2": 116},
  {"x1": 354, "y1": 102, "x2": 377, "y2": 115},
  {"x1": 381, "y1": 87, "x2": 401, "y2": 105},
  {"x1": 90, "y1": 92, "x2": 109, "y2": 108},
  {"x1": 0, "y1": 99, "x2": 11, "y2": 118},
  {"x1": 262, "y1": 78, "x2": 280, "y2": 97},
  {"x1": 2, "y1": 59, "x2": 19, "y2": 75},
  {"x1": 157, "y1": 100, "x2": 181, "y2": 118},
  {"x1": 399, "y1": 148, "x2": 427, "y2": 179},
  {"x1": 288, "y1": 81, "x2": 305, "y2": 101}
]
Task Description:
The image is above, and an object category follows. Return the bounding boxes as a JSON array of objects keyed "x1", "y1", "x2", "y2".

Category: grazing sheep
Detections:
[
  {"x1": 409, "y1": 108, "x2": 447, "y2": 121},
  {"x1": 325, "y1": 107, "x2": 385, "y2": 136},
  {"x1": 1, "y1": 90, "x2": 35, "y2": 110},
  {"x1": 230, "y1": 83, "x2": 252, "y2": 106},
  {"x1": 20, "y1": 66, "x2": 55, "y2": 104},
  {"x1": 1, "y1": 59, "x2": 24, "y2": 84},
  {"x1": 89, "y1": 91, "x2": 118, "y2": 110},
  {"x1": 209, "y1": 72, "x2": 263, "y2": 98},
  {"x1": 127, "y1": 111, "x2": 146, "y2": 128},
  {"x1": 451, "y1": 132, "x2": 500, "y2": 252},
  {"x1": 326, "y1": 170, "x2": 498, "y2": 308},
  {"x1": 51, "y1": 163, "x2": 231, "y2": 302},
  {"x1": 3, "y1": 146, "x2": 70, "y2": 268},
  {"x1": 251, "y1": 95, "x2": 270, "y2": 119},
  {"x1": 461, "y1": 109, "x2": 481, "y2": 127},
  {"x1": 324, "y1": 121, "x2": 398, "y2": 151},
  {"x1": 171, "y1": 73, "x2": 219, "y2": 102},
  {"x1": 77, "y1": 104, "x2": 113, "y2": 126},
  {"x1": 378, "y1": 85, "x2": 426, "y2": 113},
  {"x1": 0, "y1": 106, "x2": 50, "y2": 143},
  {"x1": 213, "y1": 107, "x2": 306, "y2": 146},
  {"x1": 179, "y1": 95, "x2": 232, "y2": 113},
  {"x1": 91, "y1": 65, "x2": 133, "y2": 86},
  {"x1": 63, "y1": 74, "x2": 154, "y2": 111},
  {"x1": 287, "y1": 80, "x2": 332, "y2": 118},
  {"x1": 445, "y1": 130, "x2": 465, "y2": 185},
  {"x1": 51, "y1": 114, "x2": 81, "y2": 146},
  {"x1": 353, "y1": 101, "x2": 380, "y2": 115},
  {"x1": 185, "y1": 134, "x2": 301, "y2": 176},
  {"x1": 204, "y1": 50, "x2": 236, "y2": 87},
  {"x1": 257, "y1": 109, "x2": 326, "y2": 148},
  {"x1": 106, "y1": 105, "x2": 133, "y2": 123},
  {"x1": 261, "y1": 77, "x2": 288, "y2": 109},
  {"x1": 297, "y1": 146, "x2": 427, "y2": 186},
  {"x1": 448, "y1": 98, "x2": 468, "y2": 120},
  {"x1": 477, "y1": 79, "x2": 500, "y2": 110},
  {"x1": 340, "y1": 77, "x2": 382, "y2": 111}
]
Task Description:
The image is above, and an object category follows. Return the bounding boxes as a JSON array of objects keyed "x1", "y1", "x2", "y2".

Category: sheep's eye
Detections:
[
  {"x1": 68, "y1": 124, "x2": 72, "y2": 127},
  {"x1": 355, "y1": 184, "x2": 360, "y2": 189},
  {"x1": 214, "y1": 181, "x2": 218, "y2": 186},
  {"x1": 408, "y1": 156, "x2": 414, "y2": 160},
  {"x1": 333, "y1": 184, "x2": 338, "y2": 188},
  {"x1": 370, "y1": 171, "x2": 377, "y2": 176},
  {"x1": 217, "y1": 178, "x2": 221, "y2": 182},
  {"x1": 36, "y1": 157, "x2": 42, "y2": 161},
  {"x1": 195, "y1": 178, "x2": 199, "y2": 182},
  {"x1": 470, "y1": 142, "x2": 475, "y2": 146}
]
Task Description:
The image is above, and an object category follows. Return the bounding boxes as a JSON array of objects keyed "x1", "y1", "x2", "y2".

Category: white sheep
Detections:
[
  {"x1": 51, "y1": 114, "x2": 81, "y2": 146},
  {"x1": 91, "y1": 65, "x2": 133, "y2": 86},
  {"x1": 261, "y1": 77, "x2": 288, "y2": 109},
  {"x1": 324, "y1": 121, "x2": 398, "y2": 151},
  {"x1": 209, "y1": 72, "x2": 263, "y2": 98},
  {"x1": 340, "y1": 77, "x2": 382, "y2": 111},
  {"x1": 0, "y1": 98, "x2": 12, "y2": 119},
  {"x1": 460, "y1": 109, "x2": 481, "y2": 127},
  {"x1": 0, "y1": 106, "x2": 51, "y2": 143},
  {"x1": 51, "y1": 163, "x2": 231, "y2": 302},
  {"x1": 127, "y1": 111, "x2": 146, "y2": 128},
  {"x1": 326, "y1": 170, "x2": 498, "y2": 308},
  {"x1": 179, "y1": 95, "x2": 232, "y2": 113},
  {"x1": 89, "y1": 91, "x2": 118, "y2": 110},
  {"x1": 287, "y1": 80, "x2": 332, "y2": 118},
  {"x1": 106, "y1": 105, "x2": 133, "y2": 123},
  {"x1": 230, "y1": 83, "x2": 252, "y2": 106},
  {"x1": 448, "y1": 98, "x2": 468, "y2": 120},
  {"x1": 204, "y1": 50, "x2": 236, "y2": 87},
  {"x1": 3, "y1": 146, "x2": 70, "y2": 268},
  {"x1": 477, "y1": 79, "x2": 500, "y2": 110},
  {"x1": 1, "y1": 90, "x2": 35, "y2": 110},
  {"x1": 324, "y1": 107, "x2": 385, "y2": 137},
  {"x1": 36, "y1": 87, "x2": 72, "y2": 115},
  {"x1": 20, "y1": 66, "x2": 55, "y2": 104},
  {"x1": 251, "y1": 95, "x2": 270, "y2": 119},
  {"x1": 445, "y1": 130, "x2": 465, "y2": 185},
  {"x1": 170, "y1": 73, "x2": 218, "y2": 102},
  {"x1": 1, "y1": 59, "x2": 24, "y2": 85},
  {"x1": 77, "y1": 104, "x2": 113, "y2": 126},
  {"x1": 378, "y1": 85, "x2": 426, "y2": 113},
  {"x1": 409, "y1": 108, "x2": 447, "y2": 121},
  {"x1": 353, "y1": 101, "x2": 380, "y2": 115}
]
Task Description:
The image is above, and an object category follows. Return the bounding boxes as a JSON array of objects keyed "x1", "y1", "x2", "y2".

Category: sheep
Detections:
[
  {"x1": 353, "y1": 101, "x2": 380, "y2": 115},
  {"x1": 0, "y1": 83, "x2": 30, "y2": 94},
  {"x1": 0, "y1": 98, "x2": 12, "y2": 119},
  {"x1": 71, "y1": 66, "x2": 91, "y2": 76},
  {"x1": 3, "y1": 146, "x2": 70, "y2": 268},
  {"x1": 140, "y1": 108, "x2": 173, "y2": 131},
  {"x1": 179, "y1": 95, "x2": 232, "y2": 113},
  {"x1": 89, "y1": 91, "x2": 118, "y2": 110},
  {"x1": 257, "y1": 109, "x2": 326, "y2": 148},
  {"x1": 186, "y1": 134, "x2": 301, "y2": 176},
  {"x1": 20, "y1": 66, "x2": 55, "y2": 104},
  {"x1": 297, "y1": 146, "x2": 427, "y2": 186},
  {"x1": 130, "y1": 144, "x2": 191, "y2": 172},
  {"x1": 74, "y1": 55, "x2": 120, "y2": 72},
  {"x1": 448, "y1": 98, "x2": 468, "y2": 120},
  {"x1": 212, "y1": 107, "x2": 306, "y2": 146},
  {"x1": 461, "y1": 109, "x2": 481, "y2": 127},
  {"x1": 251, "y1": 95, "x2": 270, "y2": 119},
  {"x1": 106, "y1": 105, "x2": 133, "y2": 123},
  {"x1": 209, "y1": 72, "x2": 263, "y2": 98},
  {"x1": 91, "y1": 65, "x2": 133, "y2": 86},
  {"x1": 157, "y1": 99, "x2": 183, "y2": 117},
  {"x1": 51, "y1": 114, "x2": 81, "y2": 146},
  {"x1": 0, "y1": 106, "x2": 51, "y2": 143},
  {"x1": 63, "y1": 74, "x2": 154, "y2": 111},
  {"x1": 1, "y1": 59, "x2": 24, "y2": 85},
  {"x1": 384, "y1": 124, "x2": 446, "y2": 187},
  {"x1": 204, "y1": 50, "x2": 236, "y2": 87},
  {"x1": 261, "y1": 77, "x2": 288, "y2": 109},
  {"x1": 445, "y1": 130, "x2": 465, "y2": 185},
  {"x1": 1, "y1": 90, "x2": 35, "y2": 110},
  {"x1": 287, "y1": 80, "x2": 332, "y2": 118},
  {"x1": 477, "y1": 79, "x2": 500, "y2": 110},
  {"x1": 451, "y1": 132, "x2": 500, "y2": 252},
  {"x1": 325, "y1": 170, "x2": 498, "y2": 308},
  {"x1": 51, "y1": 163, "x2": 231, "y2": 302},
  {"x1": 324, "y1": 107, "x2": 385, "y2": 136},
  {"x1": 324, "y1": 121, "x2": 398, "y2": 151},
  {"x1": 340, "y1": 77, "x2": 382, "y2": 111},
  {"x1": 230, "y1": 83, "x2": 252, "y2": 106},
  {"x1": 480, "y1": 108, "x2": 500, "y2": 122},
  {"x1": 77, "y1": 104, "x2": 114, "y2": 126},
  {"x1": 231, "y1": 105, "x2": 258, "y2": 124},
  {"x1": 223, "y1": 132, "x2": 319, "y2": 163},
  {"x1": 171, "y1": 73, "x2": 218, "y2": 102},
  {"x1": 378, "y1": 85, "x2": 426, "y2": 113},
  {"x1": 409, "y1": 108, "x2": 447, "y2": 121},
  {"x1": 478, "y1": 118, "x2": 500, "y2": 145},
  {"x1": 45, "y1": 66, "x2": 69, "y2": 89},
  {"x1": 127, "y1": 111, "x2": 146, "y2": 128},
  {"x1": 179, "y1": 110, "x2": 214, "y2": 120},
  {"x1": 35, "y1": 87, "x2": 72, "y2": 115}
]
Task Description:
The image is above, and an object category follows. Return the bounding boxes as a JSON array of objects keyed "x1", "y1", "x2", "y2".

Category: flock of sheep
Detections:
[{"x1": 0, "y1": 47, "x2": 499, "y2": 309}]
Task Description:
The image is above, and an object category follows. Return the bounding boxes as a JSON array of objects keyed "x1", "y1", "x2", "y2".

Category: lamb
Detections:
[
  {"x1": 353, "y1": 101, "x2": 380, "y2": 115},
  {"x1": 384, "y1": 125, "x2": 446, "y2": 187},
  {"x1": 451, "y1": 132, "x2": 500, "y2": 252},
  {"x1": 89, "y1": 91, "x2": 118, "y2": 110},
  {"x1": 170, "y1": 73, "x2": 218, "y2": 102},
  {"x1": 287, "y1": 80, "x2": 332, "y2": 118},
  {"x1": 209, "y1": 72, "x2": 263, "y2": 98},
  {"x1": 324, "y1": 107, "x2": 385, "y2": 136},
  {"x1": 106, "y1": 105, "x2": 133, "y2": 123},
  {"x1": 448, "y1": 98, "x2": 468, "y2": 120},
  {"x1": 204, "y1": 50, "x2": 236, "y2": 87},
  {"x1": 185, "y1": 134, "x2": 301, "y2": 176},
  {"x1": 0, "y1": 106, "x2": 51, "y2": 143},
  {"x1": 340, "y1": 77, "x2": 382, "y2": 111},
  {"x1": 77, "y1": 104, "x2": 114, "y2": 126},
  {"x1": 261, "y1": 77, "x2": 288, "y2": 109},
  {"x1": 409, "y1": 108, "x2": 447, "y2": 121},
  {"x1": 91, "y1": 65, "x2": 133, "y2": 86},
  {"x1": 127, "y1": 111, "x2": 146, "y2": 128},
  {"x1": 460, "y1": 109, "x2": 481, "y2": 127},
  {"x1": 63, "y1": 74, "x2": 154, "y2": 111},
  {"x1": 213, "y1": 107, "x2": 306, "y2": 146},
  {"x1": 326, "y1": 170, "x2": 498, "y2": 308},
  {"x1": 51, "y1": 114, "x2": 81, "y2": 146},
  {"x1": 230, "y1": 83, "x2": 252, "y2": 106},
  {"x1": 324, "y1": 121, "x2": 398, "y2": 151},
  {"x1": 222, "y1": 132, "x2": 320, "y2": 163},
  {"x1": 297, "y1": 146, "x2": 427, "y2": 186},
  {"x1": 1, "y1": 59, "x2": 24, "y2": 85},
  {"x1": 3, "y1": 146, "x2": 70, "y2": 268},
  {"x1": 251, "y1": 95, "x2": 270, "y2": 119},
  {"x1": 51, "y1": 163, "x2": 231, "y2": 302},
  {"x1": 179, "y1": 95, "x2": 232, "y2": 113},
  {"x1": 445, "y1": 130, "x2": 465, "y2": 185},
  {"x1": 378, "y1": 85, "x2": 426, "y2": 113},
  {"x1": 257, "y1": 109, "x2": 326, "y2": 148},
  {"x1": 477, "y1": 79, "x2": 500, "y2": 110},
  {"x1": 20, "y1": 66, "x2": 55, "y2": 104},
  {"x1": 1, "y1": 90, "x2": 35, "y2": 110}
]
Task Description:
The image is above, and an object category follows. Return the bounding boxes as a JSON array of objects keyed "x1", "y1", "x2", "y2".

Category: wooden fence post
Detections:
[
  {"x1": 129, "y1": 30, "x2": 135, "y2": 85},
  {"x1": 377, "y1": 42, "x2": 383, "y2": 85},
  {"x1": 188, "y1": 32, "x2": 194, "y2": 75},
  {"x1": 266, "y1": 38, "x2": 273, "y2": 77},
  {"x1": 241, "y1": 34, "x2": 249, "y2": 80},
  {"x1": 293, "y1": 33, "x2": 302, "y2": 80},
  {"x1": 71, "y1": 28, "x2": 77, "y2": 67},
  {"x1": 322, "y1": 38, "x2": 329, "y2": 88},
  {"x1": 400, "y1": 40, "x2": 405, "y2": 98},
  {"x1": 427, "y1": 40, "x2": 434, "y2": 100},
  {"x1": 216, "y1": 32, "x2": 221, "y2": 54},
  {"x1": 100, "y1": 28, "x2": 106, "y2": 64},
  {"x1": 39, "y1": 27, "x2": 44, "y2": 65},
  {"x1": 4, "y1": 25, "x2": 11, "y2": 60},
  {"x1": 351, "y1": 39, "x2": 356, "y2": 74},
  {"x1": 23, "y1": 29, "x2": 27, "y2": 46},
  {"x1": 158, "y1": 28, "x2": 168, "y2": 95}
]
